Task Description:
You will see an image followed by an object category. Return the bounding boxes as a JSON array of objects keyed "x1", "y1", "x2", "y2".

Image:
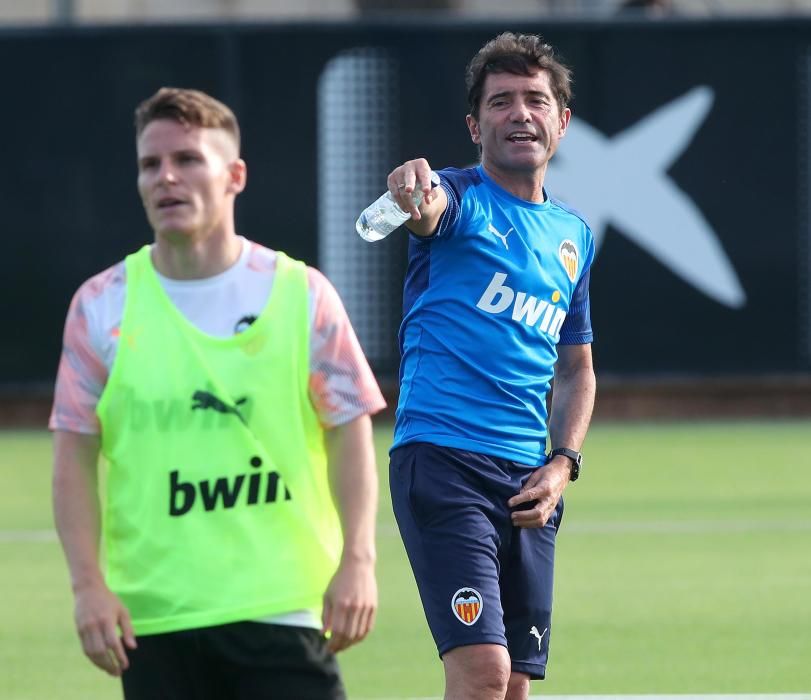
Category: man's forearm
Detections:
[
  {"x1": 548, "y1": 351, "x2": 596, "y2": 451},
  {"x1": 325, "y1": 415, "x2": 378, "y2": 563},
  {"x1": 52, "y1": 430, "x2": 105, "y2": 591}
]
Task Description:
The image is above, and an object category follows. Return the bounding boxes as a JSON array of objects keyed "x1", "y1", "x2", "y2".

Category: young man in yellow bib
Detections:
[{"x1": 50, "y1": 87, "x2": 385, "y2": 699}]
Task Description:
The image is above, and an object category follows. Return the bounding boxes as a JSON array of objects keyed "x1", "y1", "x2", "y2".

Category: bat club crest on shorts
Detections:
[{"x1": 451, "y1": 587, "x2": 483, "y2": 626}]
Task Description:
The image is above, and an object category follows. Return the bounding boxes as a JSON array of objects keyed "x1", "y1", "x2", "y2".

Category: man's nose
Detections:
[
  {"x1": 157, "y1": 160, "x2": 178, "y2": 183},
  {"x1": 510, "y1": 101, "x2": 532, "y2": 122}
]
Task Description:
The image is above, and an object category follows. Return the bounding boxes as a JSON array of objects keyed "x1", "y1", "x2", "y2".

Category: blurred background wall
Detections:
[
  {"x1": 8, "y1": 0, "x2": 811, "y2": 24},
  {"x1": 2, "y1": 0, "x2": 810, "y2": 423}
]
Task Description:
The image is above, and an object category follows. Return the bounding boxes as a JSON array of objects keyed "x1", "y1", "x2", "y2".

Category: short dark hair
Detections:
[
  {"x1": 134, "y1": 87, "x2": 240, "y2": 151},
  {"x1": 466, "y1": 32, "x2": 573, "y2": 120}
]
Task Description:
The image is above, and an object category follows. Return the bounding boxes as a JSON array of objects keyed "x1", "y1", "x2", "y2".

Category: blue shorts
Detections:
[{"x1": 389, "y1": 442, "x2": 564, "y2": 680}]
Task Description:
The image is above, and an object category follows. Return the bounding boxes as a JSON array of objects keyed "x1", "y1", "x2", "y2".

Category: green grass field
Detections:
[{"x1": 1, "y1": 421, "x2": 810, "y2": 699}]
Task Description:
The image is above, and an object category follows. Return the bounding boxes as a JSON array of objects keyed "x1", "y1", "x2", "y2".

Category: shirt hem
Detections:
[
  {"x1": 131, "y1": 596, "x2": 324, "y2": 636},
  {"x1": 391, "y1": 433, "x2": 547, "y2": 466},
  {"x1": 558, "y1": 332, "x2": 593, "y2": 345},
  {"x1": 323, "y1": 398, "x2": 387, "y2": 429}
]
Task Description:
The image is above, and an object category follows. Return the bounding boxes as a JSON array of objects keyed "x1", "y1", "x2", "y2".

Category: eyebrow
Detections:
[
  {"x1": 137, "y1": 155, "x2": 159, "y2": 167},
  {"x1": 486, "y1": 89, "x2": 551, "y2": 103},
  {"x1": 137, "y1": 148, "x2": 201, "y2": 165}
]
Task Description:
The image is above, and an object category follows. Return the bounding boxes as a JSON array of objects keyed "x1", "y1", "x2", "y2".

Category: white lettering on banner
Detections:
[{"x1": 477, "y1": 273, "x2": 566, "y2": 337}]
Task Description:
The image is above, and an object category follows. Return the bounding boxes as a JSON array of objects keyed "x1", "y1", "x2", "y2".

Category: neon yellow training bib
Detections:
[{"x1": 96, "y1": 246, "x2": 341, "y2": 635}]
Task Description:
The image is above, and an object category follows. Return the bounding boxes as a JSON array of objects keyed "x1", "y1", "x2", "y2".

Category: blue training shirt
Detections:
[{"x1": 392, "y1": 165, "x2": 595, "y2": 466}]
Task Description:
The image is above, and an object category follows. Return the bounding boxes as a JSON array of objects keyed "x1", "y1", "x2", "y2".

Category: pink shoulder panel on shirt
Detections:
[
  {"x1": 306, "y1": 265, "x2": 386, "y2": 428},
  {"x1": 247, "y1": 240, "x2": 386, "y2": 426},
  {"x1": 49, "y1": 262, "x2": 126, "y2": 434}
]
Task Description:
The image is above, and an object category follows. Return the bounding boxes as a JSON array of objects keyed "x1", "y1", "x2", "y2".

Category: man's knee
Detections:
[
  {"x1": 442, "y1": 644, "x2": 511, "y2": 699},
  {"x1": 505, "y1": 671, "x2": 530, "y2": 700}
]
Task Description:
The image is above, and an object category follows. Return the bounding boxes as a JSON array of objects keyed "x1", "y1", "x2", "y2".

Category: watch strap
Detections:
[{"x1": 548, "y1": 447, "x2": 582, "y2": 481}]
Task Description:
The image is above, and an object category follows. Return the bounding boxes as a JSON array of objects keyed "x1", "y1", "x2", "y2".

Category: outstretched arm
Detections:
[
  {"x1": 321, "y1": 414, "x2": 378, "y2": 653},
  {"x1": 52, "y1": 430, "x2": 136, "y2": 676},
  {"x1": 508, "y1": 343, "x2": 596, "y2": 527},
  {"x1": 387, "y1": 158, "x2": 448, "y2": 237}
]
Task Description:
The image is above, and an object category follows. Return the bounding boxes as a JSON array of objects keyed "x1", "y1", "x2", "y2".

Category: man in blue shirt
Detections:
[{"x1": 385, "y1": 32, "x2": 596, "y2": 700}]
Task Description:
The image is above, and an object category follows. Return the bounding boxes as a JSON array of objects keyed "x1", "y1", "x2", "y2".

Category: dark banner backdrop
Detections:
[{"x1": 2, "y1": 19, "x2": 807, "y2": 388}]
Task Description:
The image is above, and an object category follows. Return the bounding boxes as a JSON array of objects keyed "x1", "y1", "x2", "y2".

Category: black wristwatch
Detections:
[{"x1": 548, "y1": 447, "x2": 582, "y2": 482}]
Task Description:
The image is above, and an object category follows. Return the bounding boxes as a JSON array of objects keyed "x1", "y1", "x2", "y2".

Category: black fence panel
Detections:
[{"x1": 1, "y1": 19, "x2": 808, "y2": 388}]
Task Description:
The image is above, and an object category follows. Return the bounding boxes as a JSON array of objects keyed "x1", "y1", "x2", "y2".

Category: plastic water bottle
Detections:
[{"x1": 356, "y1": 171, "x2": 441, "y2": 242}]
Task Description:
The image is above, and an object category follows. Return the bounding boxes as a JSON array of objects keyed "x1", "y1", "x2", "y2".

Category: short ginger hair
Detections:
[{"x1": 134, "y1": 87, "x2": 240, "y2": 151}]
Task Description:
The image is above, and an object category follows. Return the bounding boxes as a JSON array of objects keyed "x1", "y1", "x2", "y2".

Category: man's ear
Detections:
[
  {"x1": 227, "y1": 159, "x2": 247, "y2": 195},
  {"x1": 466, "y1": 114, "x2": 481, "y2": 145},
  {"x1": 558, "y1": 107, "x2": 571, "y2": 137}
]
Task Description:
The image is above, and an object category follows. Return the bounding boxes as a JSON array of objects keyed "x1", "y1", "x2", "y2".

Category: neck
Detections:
[
  {"x1": 482, "y1": 162, "x2": 547, "y2": 203},
  {"x1": 151, "y1": 230, "x2": 242, "y2": 280}
]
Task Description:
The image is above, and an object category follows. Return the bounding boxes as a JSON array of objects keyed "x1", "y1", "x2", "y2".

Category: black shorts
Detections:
[
  {"x1": 122, "y1": 621, "x2": 345, "y2": 700},
  {"x1": 390, "y1": 442, "x2": 564, "y2": 680}
]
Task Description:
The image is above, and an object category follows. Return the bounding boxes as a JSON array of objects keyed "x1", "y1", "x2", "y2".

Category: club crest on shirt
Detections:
[
  {"x1": 451, "y1": 587, "x2": 483, "y2": 626},
  {"x1": 558, "y1": 240, "x2": 579, "y2": 283}
]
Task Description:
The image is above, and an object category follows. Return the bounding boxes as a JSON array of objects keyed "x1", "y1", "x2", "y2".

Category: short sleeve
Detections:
[
  {"x1": 559, "y1": 228, "x2": 595, "y2": 345},
  {"x1": 49, "y1": 275, "x2": 117, "y2": 434},
  {"x1": 307, "y1": 267, "x2": 386, "y2": 428}
]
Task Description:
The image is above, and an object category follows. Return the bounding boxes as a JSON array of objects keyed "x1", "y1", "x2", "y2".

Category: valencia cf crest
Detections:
[
  {"x1": 451, "y1": 587, "x2": 483, "y2": 626},
  {"x1": 558, "y1": 240, "x2": 579, "y2": 283}
]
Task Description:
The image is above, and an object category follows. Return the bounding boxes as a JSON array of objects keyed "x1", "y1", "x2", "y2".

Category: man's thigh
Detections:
[
  {"x1": 122, "y1": 622, "x2": 345, "y2": 700},
  {"x1": 214, "y1": 623, "x2": 345, "y2": 700},
  {"x1": 501, "y1": 497, "x2": 564, "y2": 680},
  {"x1": 389, "y1": 443, "x2": 517, "y2": 656},
  {"x1": 390, "y1": 442, "x2": 564, "y2": 679},
  {"x1": 122, "y1": 628, "x2": 221, "y2": 700}
]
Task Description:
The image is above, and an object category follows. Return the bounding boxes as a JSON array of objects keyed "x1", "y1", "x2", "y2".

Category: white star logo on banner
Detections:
[{"x1": 549, "y1": 86, "x2": 746, "y2": 308}]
